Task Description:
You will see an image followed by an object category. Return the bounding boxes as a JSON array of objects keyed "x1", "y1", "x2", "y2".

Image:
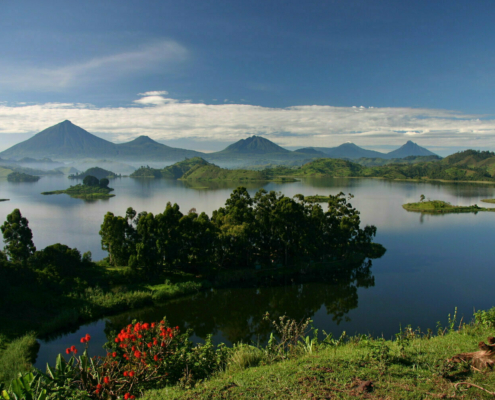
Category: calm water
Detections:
[{"x1": 1, "y1": 175, "x2": 494, "y2": 368}]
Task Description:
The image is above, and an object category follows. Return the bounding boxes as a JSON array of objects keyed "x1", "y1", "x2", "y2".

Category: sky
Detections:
[{"x1": 1, "y1": 0, "x2": 495, "y2": 156}]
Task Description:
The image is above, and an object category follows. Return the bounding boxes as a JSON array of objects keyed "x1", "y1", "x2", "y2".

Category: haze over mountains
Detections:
[{"x1": 0, "y1": 120, "x2": 438, "y2": 165}]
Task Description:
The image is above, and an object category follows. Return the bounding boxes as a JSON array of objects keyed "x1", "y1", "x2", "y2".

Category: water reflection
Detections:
[{"x1": 102, "y1": 260, "x2": 374, "y2": 347}]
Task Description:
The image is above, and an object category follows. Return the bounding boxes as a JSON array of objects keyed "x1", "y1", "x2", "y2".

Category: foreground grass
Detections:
[
  {"x1": 403, "y1": 200, "x2": 495, "y2": 214},
  {"x1": 0, "y1": 333, "x2": 38, "y2": 387},
  {"x1": 145, "y1": 324, "x2": 495, "y2": 399}
]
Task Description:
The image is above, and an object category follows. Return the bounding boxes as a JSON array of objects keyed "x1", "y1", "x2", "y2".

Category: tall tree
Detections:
[{"x1": 0, "y1": 209, "x2": 36, "y2": 263}]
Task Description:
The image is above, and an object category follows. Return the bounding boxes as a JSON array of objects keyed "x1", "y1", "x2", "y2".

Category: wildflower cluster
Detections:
[{"x1": 52, "y1": 318, "x2": 229, "y2": 399}]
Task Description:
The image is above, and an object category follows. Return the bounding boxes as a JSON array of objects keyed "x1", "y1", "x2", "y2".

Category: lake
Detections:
[{"x1": 1, "y1": 175, "x2": 494, "y2": 368}]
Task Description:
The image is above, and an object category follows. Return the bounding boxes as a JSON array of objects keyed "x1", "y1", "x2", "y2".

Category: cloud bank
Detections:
[{"x1": 0, "y1": 93, "x2": 494, "y2": 151}]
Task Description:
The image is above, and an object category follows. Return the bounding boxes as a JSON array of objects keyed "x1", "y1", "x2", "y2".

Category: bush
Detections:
[
  {"x1": 474, "y1": 306, "x2": 495, "y2": 327},
  {"x1": 0, "y1": 333, "x2": 38, "y2": 386},
  {"x1": 3, "y1": 320, "x2": 230, "y2": 399},
  {"x1": 152, "y1": 281, "x2": 202, "y2": 302}
]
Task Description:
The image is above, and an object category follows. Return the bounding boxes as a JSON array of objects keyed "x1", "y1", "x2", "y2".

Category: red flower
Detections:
[
  {"x1": 80, "y1": 338, "x2": 86, "y2": 343},
  {"x1": 85, "y1": 334, "x2": 91, "y2": 342},
  {"x1": 65, "y1": 348, "x2": 71, "y2": 354},
  {"x1": 73, "y1": 349, "x2": 78, "y2": 354},
  {"x1": 129, "y1": 371, "x2": 135, "y2": 377},
  {"x1": 70, "y1": 345, "x2": 76, "y2": 352},
  {"x1": 123, "y1": 371, "x2": 128, "y2": 377},
  {"x1": 103, "y1": 376, "x2": 110, "y2": 384},
  {"x1": 124, "y1": 394, "x2": 130, "y2": 400},
  {"x1": 112, "y1": 352, "x2": 117, "y2": 357},
  {"x1": 115, "y1": 338, "x2": 119, "y2": 343},
  {"x1": 96, "y1": 384, "x2": 102, "y2": 389},
  {"x1": 154, "y1": 354, "x2": 159, "y2": 361},
  {"x1": 134, "y1": 351, "x2": 141, "y2": 358}
]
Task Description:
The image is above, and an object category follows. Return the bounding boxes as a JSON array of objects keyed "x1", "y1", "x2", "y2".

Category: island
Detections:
[
  {"x1": 402, "y1": 200, "x2": 495, "y2": 214},
  {"x1": 7, "y1": 172, "x2": 40, "y2": 182},
  {"x1": 131, "y1": 157, "x2": 298, "y2": 182},
  {"x1": 41, "y1": 175, "x2": 114, "y2": 199},
  {"x1": 481, "y1": 199, "x2": 495, "y2": 204}
]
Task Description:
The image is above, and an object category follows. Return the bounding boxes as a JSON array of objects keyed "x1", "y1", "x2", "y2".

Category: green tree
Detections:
[
  {"x1": 99, "y1": 178, "x2": 109, "y2": 188},
  {"x1": 420, "y1": 194, "x2": 425, "y2": 202},
  {"x1": 0, "y1": 209, "x2": 36, "y2": 263},
  {"x1": 83, "y1": 175, "x2": 99, "y2": 186}
]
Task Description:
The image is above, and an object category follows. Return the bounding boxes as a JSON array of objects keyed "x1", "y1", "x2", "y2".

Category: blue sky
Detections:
[{"x1": 1, "y1": 0, "x2": 495, "y2": 155}]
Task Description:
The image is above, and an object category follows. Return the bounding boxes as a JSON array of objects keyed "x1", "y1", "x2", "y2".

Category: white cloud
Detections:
[
  {"x1": 0, "y1": 41, "x2": 187, "y2": 91},
  {"x1": 1, "y1": 94, "x2": 495, "y2": 150},
  {"x1": 138, "y1": 91, "x2": 169, "y2": 96}
]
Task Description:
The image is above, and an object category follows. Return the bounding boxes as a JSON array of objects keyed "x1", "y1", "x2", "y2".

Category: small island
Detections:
[
  {"x1": 402, "y1": 199, "x2": 495, "y2": 214},
  {"x1": 304, "y1": 195, "x2": 332, "y2": 202},
  {"x1": 7, "y1": 172, "x2": 40, "y2": 182},
  {"x1": 481, "y1": 198, "x2": 495, "y2": 204},
  {"x1": 42, "y1": 175, "x2": 114, "y2": 199}
]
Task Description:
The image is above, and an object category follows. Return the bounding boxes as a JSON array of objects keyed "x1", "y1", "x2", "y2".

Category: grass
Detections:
[
  {"x1": 403, "y1": 200, "x2": 495, "y2": 214},
  {"x1": 0, "y1": 333, "x2": 38, "y2": 387},
  {"x1": 481, "y1": 198, "x2": 495, "y2": 204},
  {"x1": 143, "y1": 323, "x2": 495, "y2": 399}
]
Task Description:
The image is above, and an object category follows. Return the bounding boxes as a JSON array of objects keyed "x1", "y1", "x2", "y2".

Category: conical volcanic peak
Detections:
[
  {"x1": 0, "y1": 121, "x2": 203, "y2": 161},
  {"x1": 218, "y1": 136, "x2": 290, "y2": 154},
  {"x1": 0, "y1": 120, "x2": 117, "y2": 159},
  {"x1": 386, "y1": 141, "x2": 437, "y2": 158},
  {"x1": 124, "y1": 136, "x2": 160, "y2": 146}
]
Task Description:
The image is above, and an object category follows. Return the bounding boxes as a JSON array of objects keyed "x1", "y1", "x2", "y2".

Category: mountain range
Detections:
[{"x1": 0, "y1": 120, "x2": 438, "y2": 164}]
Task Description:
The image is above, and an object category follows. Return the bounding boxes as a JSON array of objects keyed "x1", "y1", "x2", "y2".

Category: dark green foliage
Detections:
[
  {"x1": 101, "y1": 188, "x2": 380, "y2": 274},
  {"x1": 99, "y1": 178, "x2": 109, "y2": 188},
  {"x1": 6, "y1": 172, "x2": 40, "y2": 182},
  {"x1": 0, "y1": 333, "x2": 38, "y2": 386},
  {"x1": 1, "y1": 209, "x2": 36, "y2": 263},
  {"x1": 82, "y1": 175, "x2": 99, "y2": 186},
  {"x1": 71, "y1": 167, "x2": 116, "y2": 180}
]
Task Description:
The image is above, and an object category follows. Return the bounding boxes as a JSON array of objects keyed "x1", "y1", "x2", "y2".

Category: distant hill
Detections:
[
  {"x1": 270, "y1": 150, "x2": 495, "y2": 182},
  {"x1": 69, "y1": 167, "x2": 118, "y2": 180},
  {"x1": 354, "y1": 155, "x2": 442, "y2": 167},
  {"x1": 214, "y1": 136, "x2": 291, "y2": 155},
  {"x1": 131, "y1": 157, "x2": 211, "y2": 179},
  {"x1": 296, "y1": 141, "x2": 438, "y2": 160},
  {"x1": 309, "y1": 143, "x2": 386, "y2": 159},
  {"x1": 384, "y1": 141, "x2": 437, "y2": 159},
  {"x1": 0, "y1": 120, "x2": 203, "y2": 161}
]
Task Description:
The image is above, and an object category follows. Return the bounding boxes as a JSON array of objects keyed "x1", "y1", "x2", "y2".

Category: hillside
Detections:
[
  {"x1": 270, "y1": 150, "x2": 495, "y2": 182},
  {"x1": 354, "y1": 155, "x2": 442, "y2": 167},
  {"x1": 298, "y1": 141, "x2": 438, "y2": 160},
  {"x1": 214, "y1": 136, "x2": 290, "y2": 155},
  {"x1": 310, "y1": 143, "x2": 386, "y2": 159},
  {"x1": 131, "y1": 157, "x2": 210, "y2": 179},
  {"x1": 385, "y1": 140, "x2": 437, "y2": 158},
  {"x1": 0, "y1": 121, "x2": 203, "y2": 161},
  {"x1": 69, "y1": 167, "x2": 118, "y2": 180}
]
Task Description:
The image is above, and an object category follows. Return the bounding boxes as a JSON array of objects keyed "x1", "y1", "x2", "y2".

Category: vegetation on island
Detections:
[
  {"x1": 403, "y1": 195, "x2": 495, "y2": 213},
  {"x1": 42, "y1": 175, "x2": 114, "y2": 199},
  {"x1": 6, "y1": 172, "x2": 40, "y2": 182},
  {"x1": 69, "y1": 167, "x2": 118, "y2": 180},
  {"x1": 268, "y1": 150, "x2": 495, "y2": 183},
  {"x1": 131, "y1": 158, "x2": 298, "y2": 182},
  {"x1": 481, "y1": 198, "x2": 495, "y2": 204}
]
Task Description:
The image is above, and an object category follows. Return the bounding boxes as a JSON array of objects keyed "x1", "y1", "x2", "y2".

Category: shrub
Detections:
[
  {"x1": 474, "y1": 306, "x2": 495, "y2": 327},
  {"x1": 0, "y1": 333, "x2": 38, "y2": 386}
]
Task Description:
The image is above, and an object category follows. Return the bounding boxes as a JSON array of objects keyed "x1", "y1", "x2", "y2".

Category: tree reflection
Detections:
[{"x1": 104, "y1": 259, "x2": 375, "y2": 345}]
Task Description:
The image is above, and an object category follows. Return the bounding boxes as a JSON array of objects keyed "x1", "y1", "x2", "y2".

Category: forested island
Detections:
[
  {"x1": 130, "y1": 150, "x2": 495, "y2": 185},
  {"x1": 131, "y1": 157, "x2": 297, "y2": 182},
  {"x1": 7, "y1": 172, "x2": 40, "y2": 182},
  {"x1": 42, "y1": 175, "x2": 114, "y2": 199},
  {"x1": 69, "y1": 166, "x2": 118, "y2": 180},
  {"x1": 402, "y1": 199, "x2": 495, "y2": 213}
]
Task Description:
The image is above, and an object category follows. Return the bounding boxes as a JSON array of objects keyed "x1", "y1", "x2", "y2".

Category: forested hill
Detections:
[
  {"x1": 271, "y1": 150, "x2": 495, "y2": 182},
  {"x1": 131, "y1": 157, "x2": 274, "y2": 181},
  {"x1": 130, "y1": 157, "x2": 211, "y2": 179}
]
